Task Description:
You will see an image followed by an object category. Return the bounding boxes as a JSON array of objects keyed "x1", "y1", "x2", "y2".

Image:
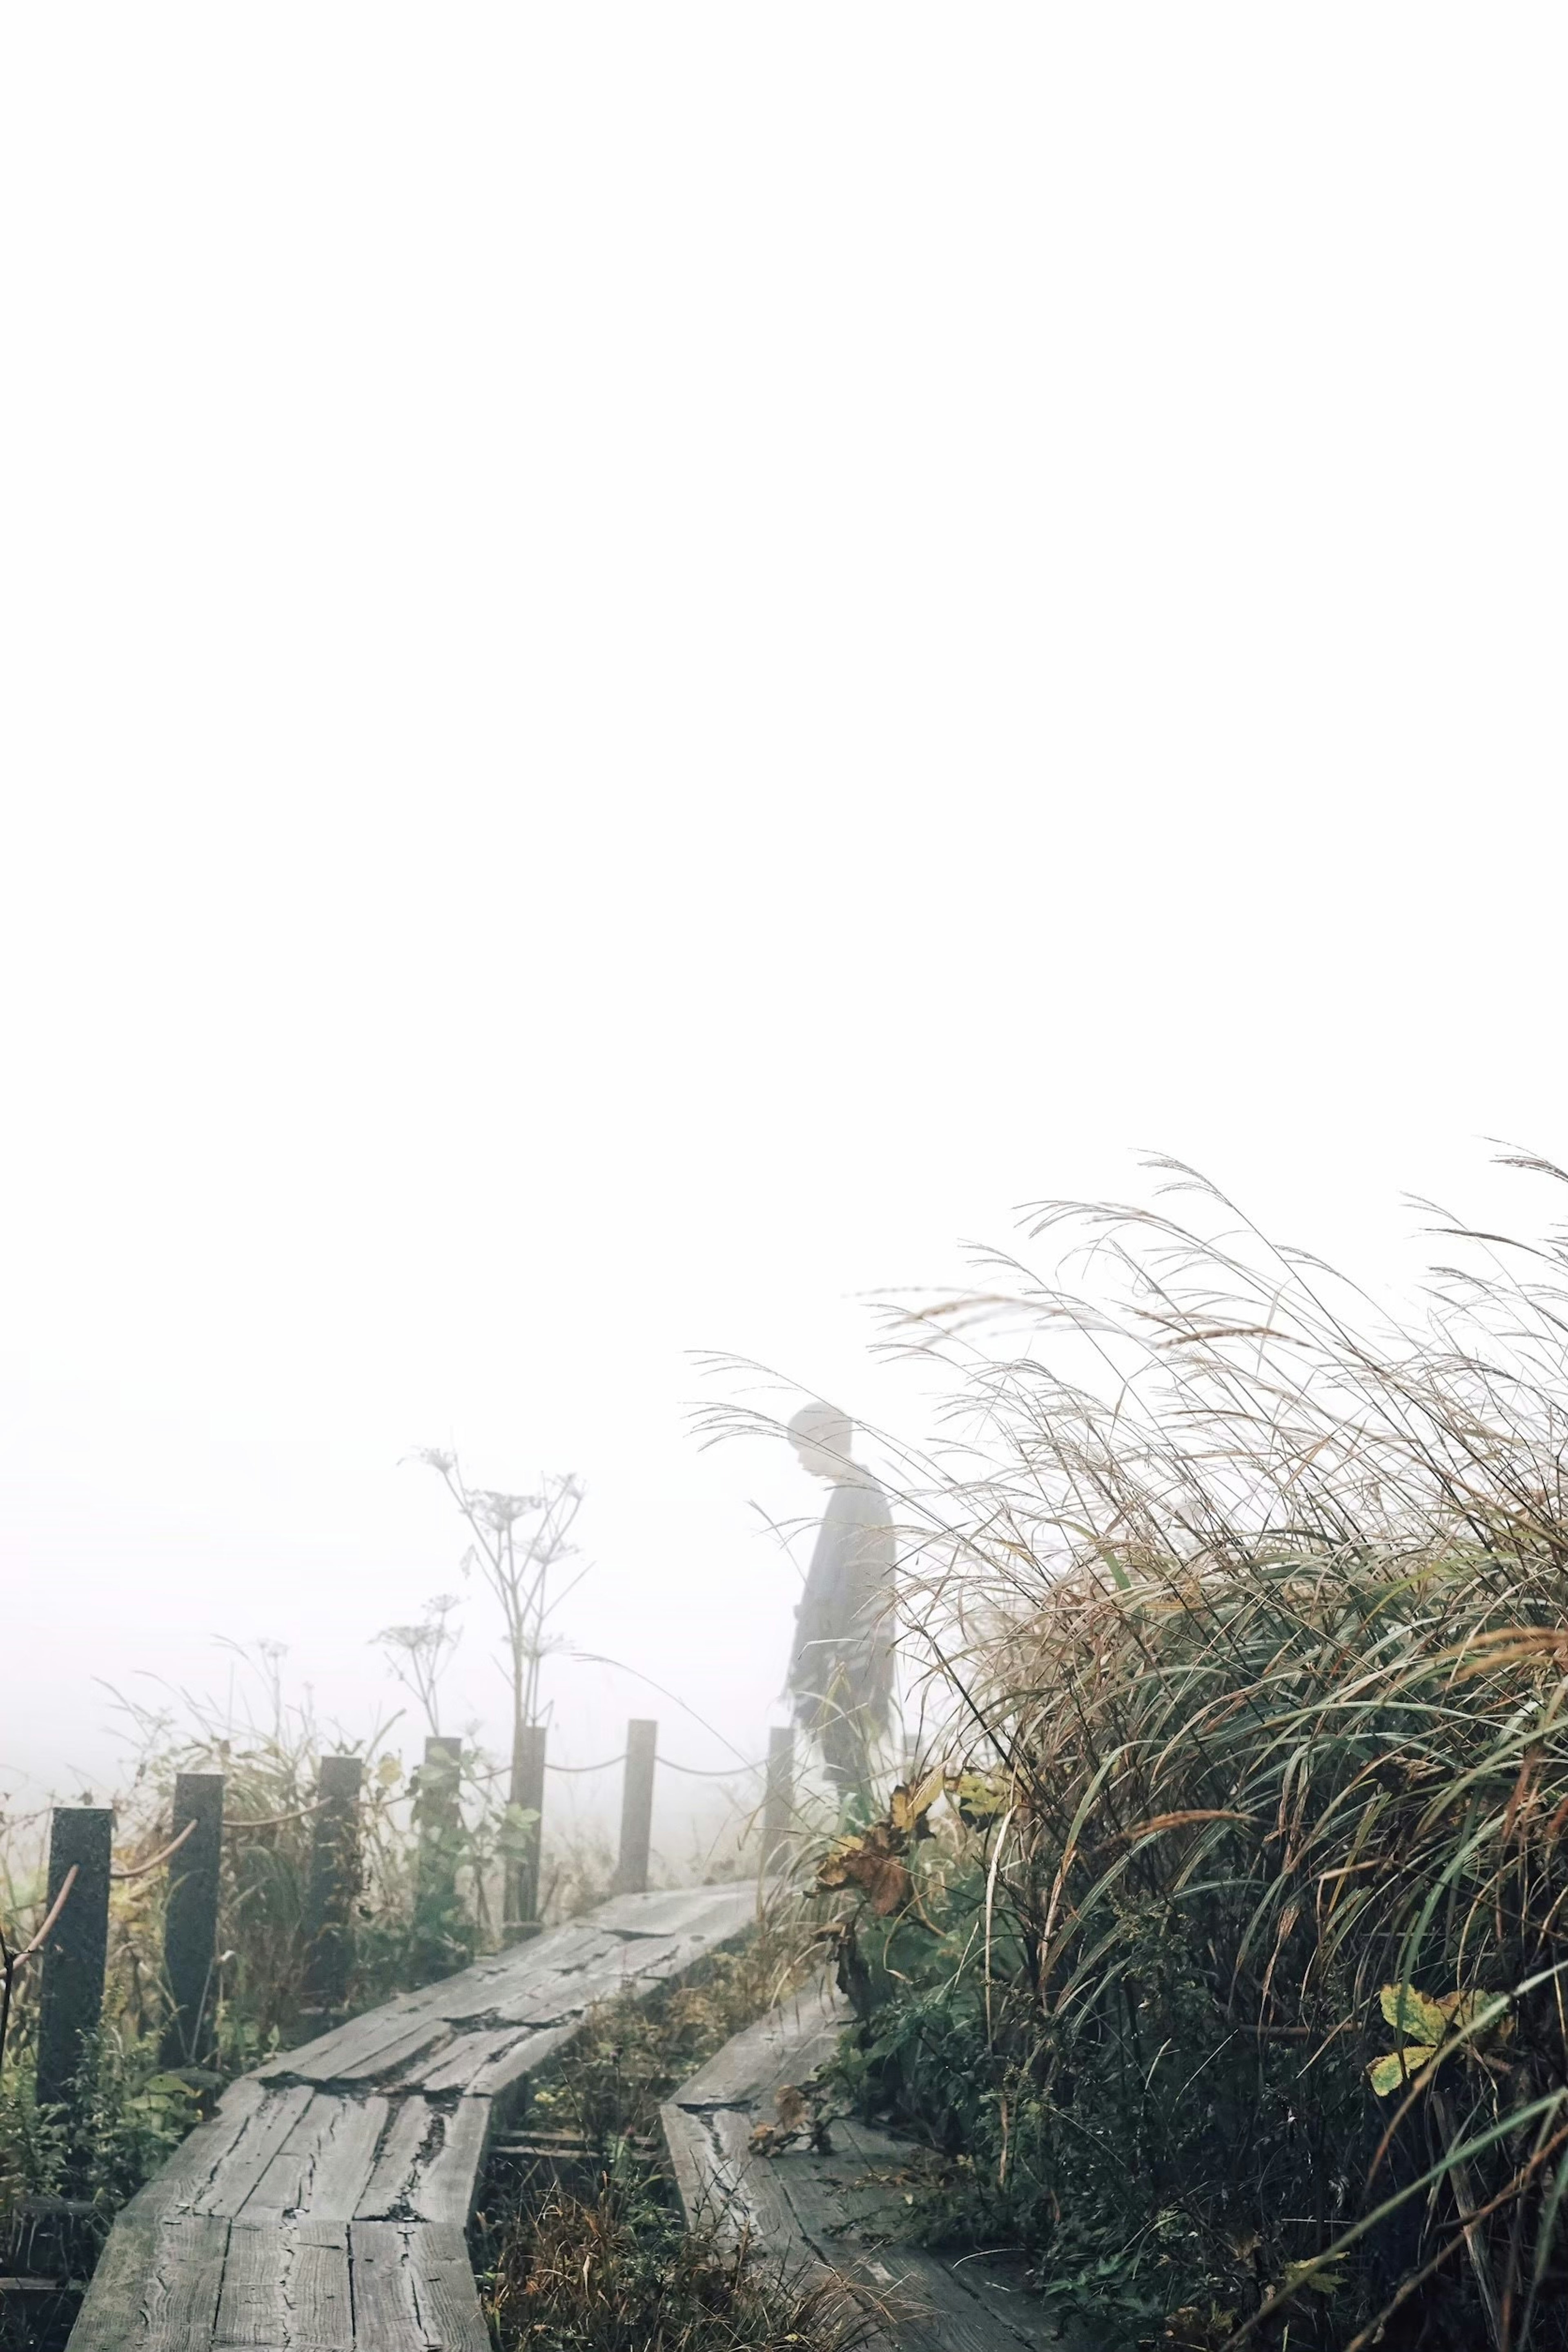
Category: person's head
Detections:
[{"x1": 788, "y1": 1400, "x2": 854, "y2": 1483}]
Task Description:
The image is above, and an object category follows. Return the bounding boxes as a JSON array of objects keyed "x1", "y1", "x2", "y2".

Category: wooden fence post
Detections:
[
  {"x1": 761, "y1": 1726, "x2": 794, "y2": 1876},
  {"x1": 35, "y1": 1807, "x2": 112, "y2": 2113},
  {"x1": 504, "y1": 1723, "x2": 547, "y2": 1943},
  {"x1": 614, "y1": 1720, "x2": 658, "y2": 1896},
  {"x1": 301, "y1": 1754, "x2": 363, "y2": 2019},
  {"x1": 160, "y1": 1773, "x2": 225, "y2": 2069},
  {"x1": 416, "y1": 1735, "x2": 464, "y2": 1911}
]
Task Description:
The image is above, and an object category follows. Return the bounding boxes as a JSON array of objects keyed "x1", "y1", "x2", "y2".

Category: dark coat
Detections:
[{"x1": 787, "y1": 1472, "x2": 895, "y2": 1734}]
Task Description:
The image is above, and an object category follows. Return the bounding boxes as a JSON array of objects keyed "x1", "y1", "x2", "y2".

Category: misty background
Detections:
[{"x1": 2, "y1": 10, "x2": 1564, "y2": 1858}]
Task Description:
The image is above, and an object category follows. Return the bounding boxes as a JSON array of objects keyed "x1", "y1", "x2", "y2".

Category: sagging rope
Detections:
[{"x1": 110, "y1": 1818, "x2": 197, "y2": 1881}]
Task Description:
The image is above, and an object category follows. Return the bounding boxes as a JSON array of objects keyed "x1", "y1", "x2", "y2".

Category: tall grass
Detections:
[
  {"x1": 775, "y1": 1161, "x2": 1568, "y2": 2350},
  {"x1": 476, "y1": 1917, "x2": 862, "y2": 2352}
]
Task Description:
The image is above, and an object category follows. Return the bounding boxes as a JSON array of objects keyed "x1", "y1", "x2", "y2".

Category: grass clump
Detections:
[
  {"x1": 475, "y1": 1916, "x2": 861, "y2": 2352},
  {"x1": 486, "y1": 2180, "x2": 866, "y2": 2352},
  {"x1": 527, "y1": 1928, "x2": 814, "y2": 2149},
  {"x1": 777, "y1": 1160, "x2": 1568, "y2": 2350}
]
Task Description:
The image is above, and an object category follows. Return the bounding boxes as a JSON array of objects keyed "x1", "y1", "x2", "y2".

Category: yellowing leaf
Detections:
[
  {"x1": 889, "y1": 1767, "x2": 945, "y2": 1837},
  {"x1": 947, "y1": 1771, "x2": 1012, "y2": 1831},
  {"x1": 865, "y1": 1855, "x2": 913, "y2": 1914},
  {"x1": 375, "y1": 1755, "x2": 403, "y2": 1788},
  {"x1": 814, "y1": 1833, "x2": 912, "y2": 1913},
  {"x1": 773, "y1": 2084, "x2": 808, "y2": 2132},
  {"x1": 1368, "y1": 2047, "x2": 1438, "y2": 2097},
  {"x1": 1278, "y1": 2254, "x2": 1347, "y2": 2299},
  {"x1": 1379, "y1": 1984, "x2": 1449, "y2": 2046}
]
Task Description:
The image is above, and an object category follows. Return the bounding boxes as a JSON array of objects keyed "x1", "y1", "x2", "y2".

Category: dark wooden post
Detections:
[
  {"x1": 301, "y1": 1755, "x2": 363, "y2": 2018},
  {"x1": 416, "y1": 1735, "x2": 464, "y2": 1913},
  {"x1": 160, "y1": 1773, "x2": 225, "y2": 2069},
  {"x1": 614, "y1": 1720, "x2": 657, "y2": 1895},
  {"x1": 35, "y1": 1807, "x2": 112, "y2": 2112},
  {"x1": 761, "y1": 1726, "x2": 794, "y2": 1875},
  {"x1": 504, "y1": 1724, "x2": 546, "y2": 1942}
]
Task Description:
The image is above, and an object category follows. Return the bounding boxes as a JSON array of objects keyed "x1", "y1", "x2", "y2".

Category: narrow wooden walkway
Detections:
[
  {"x1": 663, "y1": 1977, "x2": 1085, "y2": 2351},
  {"x1": 68, "y1": 1883, "x2": 756, "y2": 2352}
]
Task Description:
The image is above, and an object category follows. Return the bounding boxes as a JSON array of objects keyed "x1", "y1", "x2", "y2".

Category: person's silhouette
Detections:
[{"x1": 784, "y1": 1402, "x2": 895, "y2": 1801}]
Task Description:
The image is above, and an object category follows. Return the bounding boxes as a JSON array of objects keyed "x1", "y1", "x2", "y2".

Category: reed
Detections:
[{"x1": 805, "y1": 1159, "x2": 1568, "y2": 2349}]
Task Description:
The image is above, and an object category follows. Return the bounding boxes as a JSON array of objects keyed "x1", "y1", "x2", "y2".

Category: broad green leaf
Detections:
[
  {"x1": 1368, "y1": 2047, "x2": 1437, "y2": 2096},
  {"x1": 1379, "y1": 1983, "x2": 1448, "y2": 2045},
  {"x1": 495, "y1": 1804, "x2": 540, "y2": 1862},
  {"x1": 1279, "y1": 2253, "x2": 1347, "y2": 2298},
  {"x1": 947, "y1": 1769, "x2": 1016, "y2": 1831}
]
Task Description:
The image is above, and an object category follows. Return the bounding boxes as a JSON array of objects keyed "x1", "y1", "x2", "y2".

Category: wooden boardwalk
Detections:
[
  {"x1": 67, "y1": 1883, "x2": 756, "y2": 2352},
  {"x1": 663, "y1": 1977, "x2": 1084, "y2": 2350}
]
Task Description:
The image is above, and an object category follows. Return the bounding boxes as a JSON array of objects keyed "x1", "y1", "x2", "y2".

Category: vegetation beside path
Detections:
[
  {"x1": 474, "y1": 1931, "x2": 870, "y2": 2352},
  {"x1": 803, "y1": 1169, "x2": 1568, "y2": 2349}
]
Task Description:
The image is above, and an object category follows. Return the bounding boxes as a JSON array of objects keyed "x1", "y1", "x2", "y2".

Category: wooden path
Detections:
[
  {"x1": 67, "y1": 1883, "x2": 756, "y2": 2352},
  {"x1": 663, "y1": 1976, "x2": 1088, "y2": 2351}
]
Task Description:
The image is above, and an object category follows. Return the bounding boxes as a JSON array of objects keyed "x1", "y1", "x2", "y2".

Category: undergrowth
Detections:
[
  {"x1": 474, "y1": 1919, "x2": 861, "y2": 2352},
  {"x1": 779, "y1": 1160, "x2": 1568, "y2": 2351},
  {"x1": 0, "y1": 1643, "x2": 768, "y2": 2349},
  {"x1": 485, "y1": 2180, "x2": 867, "y2": 2352}
]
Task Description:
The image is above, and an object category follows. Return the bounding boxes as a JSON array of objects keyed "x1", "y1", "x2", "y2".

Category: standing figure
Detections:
[{"x1": 785, "y1": 1401, "x2": 895, "y2": 1802}]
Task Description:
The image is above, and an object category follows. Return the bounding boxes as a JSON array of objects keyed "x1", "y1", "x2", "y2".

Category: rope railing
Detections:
[
  {"x1": 110, "y1": 1818, "x2": 196, "y2": 1881},
  {"x1": 0, "y1": 1862, "x2": 78, "y2": 2088},
  {"x1": 225, "y1": 1799, "x2": 327, "y2": 1831},
  {"x1": 13, "y1": 1710, "x2": 799, "y2": 2111},
  {"x1": 7, "y1": 1864, "x2": 77, "y2": 1972},
  {"x1": 496, "y1": 1748, "x2": 768, "y2": 1779}
]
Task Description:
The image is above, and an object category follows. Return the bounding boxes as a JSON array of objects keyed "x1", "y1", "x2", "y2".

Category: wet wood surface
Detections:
[
  {"x1": 663, "y1": 1973, "x2": 1081, "y2": 2352},
  {"x1": 68, "y1": 1882, "x2": 757, "y2": 2352}
]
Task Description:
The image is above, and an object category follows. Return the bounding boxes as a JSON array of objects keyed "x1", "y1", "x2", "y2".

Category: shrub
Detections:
[{"x1": 806, "y1": 1163, "x2": 1568, "y2": 2350}]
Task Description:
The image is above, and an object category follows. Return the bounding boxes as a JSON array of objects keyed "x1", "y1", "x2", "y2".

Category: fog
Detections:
[{"x1": 3, "y1": 10, "x2": 1565, "y2": 1860}]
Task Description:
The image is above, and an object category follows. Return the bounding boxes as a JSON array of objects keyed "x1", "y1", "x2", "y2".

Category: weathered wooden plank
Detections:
[
  {"x1": 264, "y1": 2009, "x2": 454, "y2": 2090},
  {"x1": 772, "y1": 2125, "x2": 1058, "y2": 2351},
  {"x1": 164, "y1": 2085, "x2": 317, "y2": 2218},
  {"x1": 664, "y1": 1985, "x2": 1069, "y2": 2351},
  {"x1": 404, "y1": 2024, "x2": 529, "y2": 2094},
  {"x1": 350, "y1": 2096, "x2": 490, "y2": 2225},
  {"x1": 593, "y1": 1883, "x2": 756, "y2": 1939},
  {"x1": 213, "y1": 2217, "x2": 351, "y2": 2350},
  {"x1": 461, "y1": 2024, "x2": 576, "y2": 2102},
  {"x1": 67, "y1": 1883, "x2": 762, "y2": 2352},
  {"x1": 662, "y1": 2099, "x2": 805, "y2": 2254},
  {"x1": 352, "y1": 2099, "x2": 440, "y2": 2224},
  {"x1": 65, "y1": 2184, "x2": 173, "y2": 2352},
  {"x1": 348, "y1": 2221, "x2": 488, "y2": 2352},
  {"x1": 673, "y1": 1974, "x2": 849, "y2": 2109},
  {"x1": 472, "y1": 1944, "x2": 666, "y2": 2028},
  {"x1": 261, "y1": 1928, "x2": 613, "y2": 2081},
  {"x1": 262, "y1": 1888, "x2": 756, "y2": 2084},
  {"x1": 240, "y1": 2093, "x2": 388, "y2": 2222},
  {"x1": 313, "y1": 2015, "x2": 458, "y2": 2090},
  {"x1": 137, "y1": 2216, "x2": 232, "y2": 2350},
  {"x1": 408, "y1": 2100, "x2": 492, "y2": 2227}
]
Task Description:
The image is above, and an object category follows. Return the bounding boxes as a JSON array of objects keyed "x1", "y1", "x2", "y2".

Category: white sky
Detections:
[{"x1": 3, "y1": 10, "x2": 1565, "y2": 1855}]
